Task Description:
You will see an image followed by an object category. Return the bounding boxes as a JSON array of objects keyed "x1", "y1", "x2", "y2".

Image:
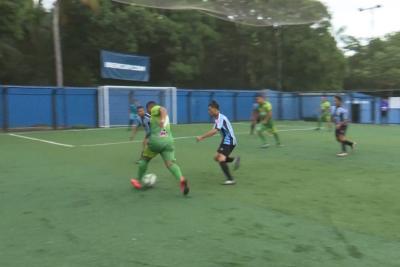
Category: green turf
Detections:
[{"x1": 1, "y1": 121, "x2": 400, "y2": 267}]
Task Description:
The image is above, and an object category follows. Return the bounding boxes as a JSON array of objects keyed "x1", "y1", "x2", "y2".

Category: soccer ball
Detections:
[{"x1": 142, "y1": 173, "x2": 157, "y2": 187}]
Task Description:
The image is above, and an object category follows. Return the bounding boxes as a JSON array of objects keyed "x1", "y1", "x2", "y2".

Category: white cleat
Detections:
[
  {"x1": 260, "y1": 144, "x2": 270, "y2": 149},
  {"x1": 336, "y1": 152, "x2": 348, "y2": 157},
  {"x1": 221, "y1": 180, "x2": 236, "y2": 185}
]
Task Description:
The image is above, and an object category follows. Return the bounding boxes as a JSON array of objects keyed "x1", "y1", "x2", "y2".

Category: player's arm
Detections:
[
  {"x1": 263, "y1": 111, "x2": 272, "y2": 124},
  {"x1": 196, "y1": 128, "x2": 218, "y2": 142},
  {"x1": 159, "y1": 107, "x2": 168, "y2": 128},
  {"x1": 130, "y1": 123, "x2": 139, "y2": 140}
]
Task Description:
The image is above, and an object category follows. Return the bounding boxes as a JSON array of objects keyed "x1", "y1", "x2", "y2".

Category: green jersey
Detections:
[
  {"x1": 149, "y1": 105, "x2": 173, "y2": 145},
  {"x1": 257, "y1": 102, "x2": 273, "y2": 120},
  {"x1": 321, "y1": 101, "x2": 331, "y2": 115}
]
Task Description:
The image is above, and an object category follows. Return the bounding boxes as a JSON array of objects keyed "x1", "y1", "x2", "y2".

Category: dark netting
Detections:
[{"x1": 112, "y1": 0, "x2": 328, "y2": 26}]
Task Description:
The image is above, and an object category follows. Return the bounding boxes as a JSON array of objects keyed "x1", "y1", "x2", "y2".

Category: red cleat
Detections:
[
  {"x1": 180, "y1": 178, "x2": 190, "y2": 196},
  {"x1": 130, "y1": 179, "x2": 142, "y2": 189}
]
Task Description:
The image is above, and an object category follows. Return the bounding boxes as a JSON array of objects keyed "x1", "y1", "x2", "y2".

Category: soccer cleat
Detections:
[
  {"x1": 130, "y1": 179, "x2": 142, "y2": 189},
  {"x1": 260, "y1": 143, "x2": 270, "y2": 149},
  {"x1": 336, "y1": 152, "x2": 348, "y2": 157},
  {"x1": 233, "y1": 156, "x2": 241, "y2": 171},
  {"x1": 180, "y1": 179, "x2": 190, "y2": 196},
  {"x1": 222, "y1": 180, "x2": 236, "y2": 185}
]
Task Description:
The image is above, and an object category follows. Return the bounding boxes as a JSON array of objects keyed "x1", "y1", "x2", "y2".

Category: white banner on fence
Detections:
[{"x1": 389, "y1": 97, "x2": 400, "y2": 109}]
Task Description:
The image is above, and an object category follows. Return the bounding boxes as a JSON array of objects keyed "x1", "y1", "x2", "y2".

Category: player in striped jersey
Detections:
[
  {"x1": 131, "y1": 106, "x2": 151, "y2": 163},
  {"x1": 332, "y1": 95, "x2": 356, "y2": 157},
  {"x1": 196, "y1": 100, "x2": 240, "y2": 185}
]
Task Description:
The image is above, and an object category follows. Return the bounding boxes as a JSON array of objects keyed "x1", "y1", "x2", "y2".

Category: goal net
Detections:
[{"x1": 97, "y1": 86, "x2": 177, "y2": 128}]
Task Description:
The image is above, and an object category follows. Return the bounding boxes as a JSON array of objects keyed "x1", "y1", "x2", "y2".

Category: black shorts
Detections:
[
  {"x1": 217, "y1": 144, "x2": 235, "y2": 157},
  {"x1": 335, "y1": 125, "x2": 347, "y2": 137},
  {"x1": 381, "y1": 110, "x2": 388, "y2": 118}
]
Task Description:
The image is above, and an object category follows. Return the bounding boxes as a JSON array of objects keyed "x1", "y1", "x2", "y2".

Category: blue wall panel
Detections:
[
  {"x1": 2, "y1": 85, "x2": 400, "y2": 130},
  {"x1": 190, "y1": 91, "x2": 212, "y2": 123},
  {"x1": 236, "y1": 92, "x2": 258, "y2": 121},
  {"x1": 7, "y1": 87, "x2": 53, "y2": 128},
  {"x1": 177, "y1": 91, "x2": 189, "y2": 124},
  {"x1": 64, "y1": 88, "x2": 97, "y2": 127},
  {"x1": 0, "y1": 87, "x2": 4, "y2": 129}
]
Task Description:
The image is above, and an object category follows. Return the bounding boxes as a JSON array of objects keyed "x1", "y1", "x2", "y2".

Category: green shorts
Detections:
[
  {"x1": 256, "y1": 121, "x2": 277, "y2": 134},
  {"x1": 320, "y1": 113, "x2": 331, "y2": 122},
  {"x1": 142, "y1": 141, "x2": 176, "y2": 162}
]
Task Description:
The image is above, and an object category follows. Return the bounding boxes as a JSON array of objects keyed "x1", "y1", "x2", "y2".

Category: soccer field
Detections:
[{"x1": 1, "y1": 121, "x2": 399, "y2": 267}]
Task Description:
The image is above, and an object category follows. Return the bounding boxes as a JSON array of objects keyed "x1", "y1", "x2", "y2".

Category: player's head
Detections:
[
  {"x1": 334, "y1": 95, "x2": 342, "y2": 107},
  {"x1": 146, "y1": 101, "x2": 157, "y2": 113},
  {"x1": 255, "y1": 93, "x2": 265, "y2": 104},
  {"x1": 321, "y1": 96, "x2": 327, "y2": 102},
  {"x1": 137, "y1": 106, "x2": 145, "y2": 117},
  {"x1": 208, "y1": 100, "x2": 220, "y2": 117}
]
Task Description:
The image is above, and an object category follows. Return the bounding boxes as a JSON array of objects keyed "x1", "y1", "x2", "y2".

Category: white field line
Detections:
[
  {"x1": 79, "y1": 127, "x2": 316, "y2": 148},
  {"x1": 8, "y1": 133, "x2": 75, "y2": 148},
  {"x1": 4, "y1": 122, "x2": 309, "y2": 135}
]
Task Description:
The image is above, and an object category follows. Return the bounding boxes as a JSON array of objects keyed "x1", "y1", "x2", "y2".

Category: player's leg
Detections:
[
  {"x1": 160, "y1": 144, "x2": 189, "y2": 195},
  {"x1": 268, "y1": 121, "x2": 281, "y2": 146},
  {"x1": 336, "y1": 127, "x2": 353, "y2": 156},
  {"x1": 136, "y1": 137, "x2": 149, "y2": 164},
  {"x1": 250, "y1": 121, "x2": 256, "y2": 135},
  {"x1": 215, "y1": 145, "x2": 236, "y2": 185},
  {"x1": 256, "y1": 123, "x2": 269, "y2": 148},
  {"x1": 316, "y1": 114, "x2": 322, "y2": 130},
  {"x1": 131, "y1": 147, "x2": 157, "y2": 189}
]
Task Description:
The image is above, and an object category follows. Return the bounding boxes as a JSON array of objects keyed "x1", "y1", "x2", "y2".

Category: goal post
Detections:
[{"x1": 97, "y1": 85, "x2": 177, "y2": 128}]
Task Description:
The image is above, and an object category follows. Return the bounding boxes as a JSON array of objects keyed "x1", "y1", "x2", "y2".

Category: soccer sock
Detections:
[
  {"x1": 250, "y1": 124, "x2": 255, "y2": 134},
  {"x1": 344, "y1": 140, "x2": 353, "y2": 147},
  {"x1": 317, "y1": 117, "x2": 322, "y2": 128},
  {"x1": 273, "y1": 133, "x2": 281, "y2": 145},
  {"x1": 168, "y1": 163, "x2": 183, "y2": 181},
  {"x1": 258, "y1": 132, "x2": 267, "y2": 144},
  {"x1": 219, "y1": 162, "x2": 233, "y2": 180},
  {"x1": 226, "y1": 157, "x2": 235, "y2": 163},
  {"x1": 137, "y1": 160, "x2": 149, "y2": 180},
  {"x1": 341, "y1": 142, "x2": 347, "y2": 152}
]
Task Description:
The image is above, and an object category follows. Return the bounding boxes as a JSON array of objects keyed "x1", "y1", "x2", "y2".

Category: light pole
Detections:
[
  {"x1": 53, "y1": 0, "x2": 63, "y2": 87},
  {"x1": 358, "y1": 4, "x2": 382, "y2": 38}
]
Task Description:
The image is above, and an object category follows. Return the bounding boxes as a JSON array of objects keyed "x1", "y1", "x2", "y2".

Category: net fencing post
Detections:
[
  {"x1": 2, "y1": 87, "x2": 8, "y2": 132},
  {"x1": 297, "y1": 93, "x2": 302, "y2": 120},
  {"x1": 98, "y1": 86, "x2": 110, "y2": 128},
  {"x1": 171, "y1": 87, "x2": 178, "y2": 124},
  {"x1": 209, "y1": 91, "x2": 215, "y2": 123},
  {"x1": 187, "y1": 91, "x2": 192, "y2": 124},
  {"x1": 51, "y1": 88, "x2": 57, "y2": 129},
  {"x1": 233, "y1": 92, "x2": 238, "y2": 122}
]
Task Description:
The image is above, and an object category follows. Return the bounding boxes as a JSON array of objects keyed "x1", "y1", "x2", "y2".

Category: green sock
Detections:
[
  {"x1": 317, "y1": 116, "x2": 322, "y2": 128},
  {"x1": 273, "y1": 133, "x2": 281, "y2": 145},
  {"x1": 168, "y1": 163, "x2": 183, "y2": 181},
  {"x1": 137, "y1": 160, "x2": 149, "y2": 181},
  {"x1": 258, "y1": 132, "x2": 267, "y2": 144}
]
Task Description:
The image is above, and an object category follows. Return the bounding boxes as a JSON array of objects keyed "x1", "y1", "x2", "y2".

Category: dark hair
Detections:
[
  {"x1": 137, "y1": 106, "x2": 144, "y2": 110},
  {"x1": 255, "y1": 93, "x2": 264, "y2": 98},
  {"x1": 334, "y1": 95, "x2": 342, "y2": 102},
  {"x1": 146, "y1": 101, "x2": 157, "y2": 109},
  {"x1": 208, "y1": 100, "x2": 219, "y2": 110}
]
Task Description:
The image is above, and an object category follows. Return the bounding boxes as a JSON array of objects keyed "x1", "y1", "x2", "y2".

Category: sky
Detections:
[{"x1": 41, "y1": 0, "x2": 400, "y2": 38}]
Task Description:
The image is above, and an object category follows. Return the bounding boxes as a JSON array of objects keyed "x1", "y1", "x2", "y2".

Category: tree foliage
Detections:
[{"x1": 0, "y1": 0, "x2": 348, "y2": 91}]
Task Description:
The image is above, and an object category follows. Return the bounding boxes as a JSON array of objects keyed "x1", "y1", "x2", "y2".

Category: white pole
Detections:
[{"x1": 53, "y1": 0, "x2": 64, "y2": 87}]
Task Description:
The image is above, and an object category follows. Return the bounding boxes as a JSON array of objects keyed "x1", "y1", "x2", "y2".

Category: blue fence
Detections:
[{"x1": 1, "y1": 85, "x2": 399, "y2": 130}]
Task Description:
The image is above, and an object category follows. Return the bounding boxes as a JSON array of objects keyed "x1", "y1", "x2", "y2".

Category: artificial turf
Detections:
[{"x1": 1, "y1": 121, "x2": 399, "y2": 267}]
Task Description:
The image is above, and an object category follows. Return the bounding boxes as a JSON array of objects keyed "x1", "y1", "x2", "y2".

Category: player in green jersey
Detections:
[
  {"x1": 255, "y1": 94, "x2": 281, "y2": 148},
  {"x1": 316, "y1": 96, "x2": 332, "y2": 131},
  {"x1": 130, "y1": 101, "x2": 189, "y2": 196}
]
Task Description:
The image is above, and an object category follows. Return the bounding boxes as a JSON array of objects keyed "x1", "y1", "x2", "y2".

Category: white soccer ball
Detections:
[{"x1": 142, "y1": 173, "x2": 157, "y2": 187}]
